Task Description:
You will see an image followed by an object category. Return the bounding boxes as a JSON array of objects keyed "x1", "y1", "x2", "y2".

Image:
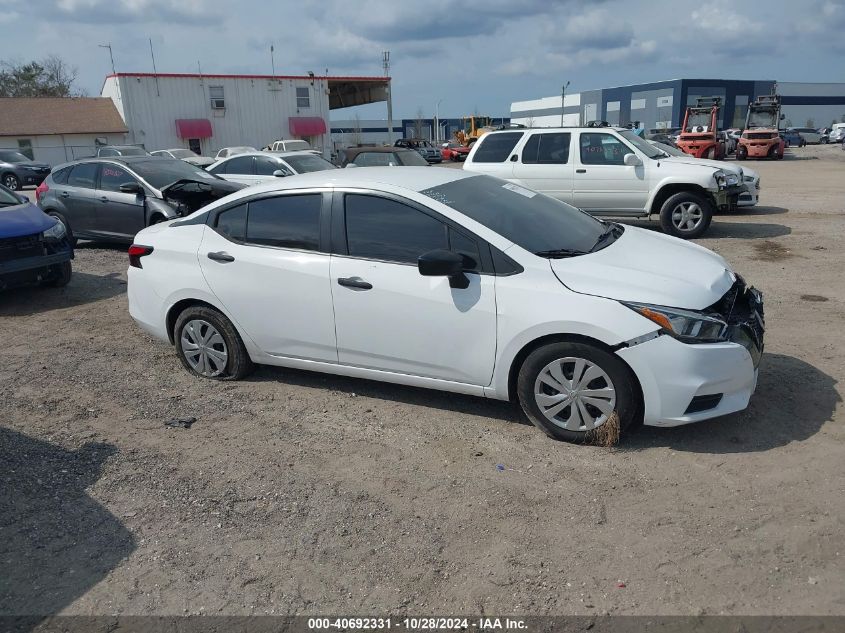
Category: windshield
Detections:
[
  {"x1": 650, "y1": 141, "x2": 686, "y2": 157},
  {"x1": 282, "y1": 153, "x2": 336, "y2": 173},
  {"x1": 284, "y1": 140, "x2": 310, "y2": 151},
  {"x1": 397, "y1": 150, "x2": 429, "y2": 166},
  {"x1": 0, "y1": 151, "x2": 30, "y2": 163},
  {"x1": 129, "y1": 159, "x2": 218, "y2": 190},
  {"x1": 0, "y1": 186, "x2": 23, "y2": 205},
  {"x1": 421, "y1": 175, "x2": 607, "y2": 255},
  {"x1": 747, "y1": 110, "x2": 777, "y2": 129},
  {"x1": 685, "y1": 112, "x2": 713, "y2": 130},
  {"x1": 116, "y1": 147, "x2": 148, "y2": 156},
  {"x1": 169, "y1": 149, "x2": 197, "y2": 158},
  {"x1": 617, "y1": 130, "x2": 663, "y2": 159}
]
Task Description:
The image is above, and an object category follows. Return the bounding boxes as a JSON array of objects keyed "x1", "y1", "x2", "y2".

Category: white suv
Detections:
[{"x1": 464, "y1": 127, "x2": 744, "y2": 239}]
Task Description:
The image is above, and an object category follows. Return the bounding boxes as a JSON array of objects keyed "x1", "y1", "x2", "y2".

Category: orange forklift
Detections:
[
  {"x1": 677, "y1": 97, "x2": 725, "y2": 159},
  {"x1": 736, "y1": 94, "x2": 785, "y2": 160}
]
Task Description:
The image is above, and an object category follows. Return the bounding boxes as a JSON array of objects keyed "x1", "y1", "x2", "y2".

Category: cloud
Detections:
[{"x1": 26, "y1": 0, "x2": 221, "y2": 25}]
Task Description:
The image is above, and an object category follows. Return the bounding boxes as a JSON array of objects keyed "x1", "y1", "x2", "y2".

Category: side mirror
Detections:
[
  {"x1": 119, "y1": 182, "x2": 144, "y2": 195},
  {"x1": 345, "y1": 163, "x2": 358, "y2": 168},
  {"x1": 418, "y1": 249, "x2": 468, "y2": 289},
  {"x1": 623, "y1": 153, "x2": 643, "y2": 167},
  {"x1": 780, "y1": 114, "x2": 786, "y2": 120},
  {"x1": 272, "y1": 169, "x2": 289, "y2": 178}
]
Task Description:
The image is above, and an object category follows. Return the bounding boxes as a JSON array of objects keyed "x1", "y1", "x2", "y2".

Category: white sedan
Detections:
[
  {"x1": 127, "y1": 168, "x2": 764, "y2": 443},
  {"x1": 208, "y1": 151, "x2": 336, "y2": 187}
]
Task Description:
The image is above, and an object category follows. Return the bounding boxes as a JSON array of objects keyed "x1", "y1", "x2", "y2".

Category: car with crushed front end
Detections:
[
  {"x1": 127, "y1": 167, "x2": 764, "y2": 444},
  {"x1": 36, "y1": 157, "x2": 243, "y2": 244},
  {"x1": 0, "y1": 183, "x2": 72, "y2": 290}
]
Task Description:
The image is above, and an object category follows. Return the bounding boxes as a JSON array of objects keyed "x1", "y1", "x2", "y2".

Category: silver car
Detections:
[{"x1": 36, "y1": 157, "x2": 243, "y2": 244}]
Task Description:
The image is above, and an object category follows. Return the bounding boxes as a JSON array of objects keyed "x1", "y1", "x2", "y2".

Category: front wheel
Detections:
[
  {"x1": 44, "y1": 261, "x2": 72, "y2": 287},
  {"x1": 517, "y1": 342, "x2": 638, "y2": 444},
  {"x1": 736, "y1": 146, "x2": 747, "y2": 160},
  {"x1": 659, "y1": 191, "x2": 713, "y2": 239},
  {"x1": 174, "y1": 305, "x2": 254, "y2": 380}
]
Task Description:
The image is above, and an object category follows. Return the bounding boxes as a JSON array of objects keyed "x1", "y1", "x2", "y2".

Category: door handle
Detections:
[
  {"x1": 99, "y1": 196, "x2": 109, "y2": 203},
  {"x1": 576, "y1": 169, "x2": 587, "y2": 173},
  {"x1": 207, "y1": 251, "x2": 235, "y2": 263},
  {"x1": 337, "y1": 276, "x2": 372, "y2": 290}
]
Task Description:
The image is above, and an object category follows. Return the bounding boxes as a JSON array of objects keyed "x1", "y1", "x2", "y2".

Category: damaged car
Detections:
[{"x1": 36, "y1": 157, "x2": 243, "y2": 244}]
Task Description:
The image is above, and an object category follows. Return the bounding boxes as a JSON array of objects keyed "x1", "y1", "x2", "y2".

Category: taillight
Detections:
[
  {"x1": 35, "y1": 181, "x2": 49, "y2": 204},
  {"x1": 128, "y1": 244, "x2": 154, "y2": 268}
]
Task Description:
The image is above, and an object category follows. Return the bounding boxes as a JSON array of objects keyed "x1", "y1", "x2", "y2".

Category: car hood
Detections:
[
  {"x1": 549, "y1": 226, "x2": 735, "y2": 310},
  {"x1": 0, "y1": 202, "x2": 56, "y2": 239},
  {"x1": 10, "y1": 161, "x2": 51, "y2": 170},
  {"x1": 661, "y1": 155, "x2": 739, "y2": 175}
]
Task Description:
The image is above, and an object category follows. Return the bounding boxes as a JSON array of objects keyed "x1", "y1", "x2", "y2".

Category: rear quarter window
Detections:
[
  {"x1": 51, "y1": 166, "x2": 71, "y2": 184},
  {"x1": 471, "y1": 132, "x2": 524, "y2": 162}
]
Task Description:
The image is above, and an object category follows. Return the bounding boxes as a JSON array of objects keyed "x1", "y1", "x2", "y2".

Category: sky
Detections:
[{"x1": 1, "y1": 0, "x2": 843, "y2": 119}]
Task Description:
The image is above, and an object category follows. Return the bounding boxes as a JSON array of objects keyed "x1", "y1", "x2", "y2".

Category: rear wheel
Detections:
[
  {"x1": 517, "y1": 342, "x2": 638, "y2": 443},
  {"x1": 174, "y1": 305, "x2": 253, "y2": 380},
  {"x1": 659, "y1": 191, "x2": 713, "y2": 239},
  {"x1": 736, "y1": 145, "x2": 747, "y2": 160},
  {"x1": 3, "y1": 173, "x2": 20, "y2": 190}
]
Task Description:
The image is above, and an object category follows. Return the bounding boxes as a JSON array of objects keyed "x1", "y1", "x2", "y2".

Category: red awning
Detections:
[
  {"x1": 289, "y1": 117, "x2": 327, "y2": 136},
  {"x1": 175, "y1": 118, "x2": 212, "y2": 139}
]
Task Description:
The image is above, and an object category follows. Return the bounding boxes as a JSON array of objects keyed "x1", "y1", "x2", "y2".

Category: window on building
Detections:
[
  {"x1": 246, "y1": 194, "x2": 322, "y2": 251},
  {"x1": 17, "y1": 139, "x2": 33, "y2": 160},
  {"x1": 210, "y1": 86, "x2": 225, "y2": 109},
  {"x1": 296, "y1": 86, "x2": 310, "y2": 109},
  {"x1": 345, "y1": 194, "x2": 447, "y2": 264}
]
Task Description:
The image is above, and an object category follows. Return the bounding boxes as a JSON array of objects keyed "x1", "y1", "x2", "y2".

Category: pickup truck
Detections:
[{"x1": 463, "y1": 126, "x2": 744, "y2": 239}]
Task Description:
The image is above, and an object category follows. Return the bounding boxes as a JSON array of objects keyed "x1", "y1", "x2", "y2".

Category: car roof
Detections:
[
  {"x1": 230, "y1": 166, "x2": 475, "y2": 194},
  {"x1": 482, "y1": 126, "x2": 626, "y2": 134}
]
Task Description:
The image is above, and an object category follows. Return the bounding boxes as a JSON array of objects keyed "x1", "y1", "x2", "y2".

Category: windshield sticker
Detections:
[{"x1": 502, "y1": 182, "x2": 536, "y2": 198}]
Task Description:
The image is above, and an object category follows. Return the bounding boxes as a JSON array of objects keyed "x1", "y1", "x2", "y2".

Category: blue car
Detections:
[
  {"x1": 779, "y1": 129, "x2": 806, "y2": 148},
  {"x1": 0, "y1": 185, "x2": 73, "y2": 290}
]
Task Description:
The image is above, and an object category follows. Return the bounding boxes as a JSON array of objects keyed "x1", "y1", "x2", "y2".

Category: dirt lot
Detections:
[{"x1": 2, "y1": 145, "x2": 844, "y2": 617}]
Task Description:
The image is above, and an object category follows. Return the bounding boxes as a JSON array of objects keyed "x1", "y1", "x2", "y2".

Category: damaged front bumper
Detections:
[
  {"x1": 617, "y1": 279, "x2": 765, "y2": 427},
  {"x1": 712, "y1": 184, "x2": 745, "y2": 212}
]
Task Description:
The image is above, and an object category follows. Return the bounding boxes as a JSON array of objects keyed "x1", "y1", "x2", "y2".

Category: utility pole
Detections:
[
  {"x1": 383, "y1": 51, "x2": 394, "y2": 144},
  {"x1": 560, "y1": 81, "x2": 570, "y2": 127},
  {"x1": 270, "y1": 45, "x2": 276, "y2": 76},
  {"x1": 435, "y1": 98, "x2": 443, "y2": 142},
  {"x1": 99, "y1": 44, "x2": 116, "y2": 75},
  {"x1": 149, "y1": 38, "x2": 160, "y2": 96}
]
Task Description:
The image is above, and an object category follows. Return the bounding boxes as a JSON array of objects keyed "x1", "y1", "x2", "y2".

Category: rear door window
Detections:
[
  {"x1": 214, "y1": 203, "x2": 247, "y2": 241},
  {"x1": 471, "y1": 132, "x2": 524, "y2": 162},
  {"x1": 521, "y1": 132, "x2": 571, "y2": 164},
  {"x1": 245, "y1": 194, "x2": 322, "y2": 251},
  {"x1": 67, "y1": 163, "x2": 99, "y2": 188}
]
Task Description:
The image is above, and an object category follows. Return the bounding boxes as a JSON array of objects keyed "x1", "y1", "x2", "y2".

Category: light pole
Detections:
[
  {"x1": 99, "y1": 43, "x2": 116, "y2": 75},
  {"x1": 435, "y1": 99, "x2": 443, "y2": 142},
  {"x1": 560, "y1": 81, "x2": 570, "y2": 127}
]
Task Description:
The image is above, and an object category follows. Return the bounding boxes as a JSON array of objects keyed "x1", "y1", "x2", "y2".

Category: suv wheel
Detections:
[
  {"x1": 659, "y1": 191, "x2": 713, "y2": 239},
  {"x1": 517, "y1": 342, "x2": 637, "y2": 443},
  {"x1": 3, "y1": 174, "x2": 20, "y2": 190},
  {"x1": 174, "y1": 305, "x2": 254, "y2": 380}
]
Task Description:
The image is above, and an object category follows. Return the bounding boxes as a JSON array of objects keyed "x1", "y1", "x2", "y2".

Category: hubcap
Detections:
[
  {"x1": 534, "y1": 357, "x2": 616, "y2": 432},
  {"x1": 180, "y1": 319, "x2": 228, "y2": 377},
  {"x1": 671, "y1": 201, "x2": 703, "y2": 231},
  {"x1": 4, "y1": 176, "x2": 15, "y2": 188}
]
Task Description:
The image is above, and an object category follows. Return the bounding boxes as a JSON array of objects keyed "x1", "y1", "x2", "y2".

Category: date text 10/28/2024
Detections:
[{"x1": 308, "y1": 618, "x2": 527, "y2": 630}]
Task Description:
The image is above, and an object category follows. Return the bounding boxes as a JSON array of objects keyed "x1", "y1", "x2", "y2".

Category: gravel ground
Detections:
[{"x1": 1, "y1": 145, "x2": 844, "y2": 617}]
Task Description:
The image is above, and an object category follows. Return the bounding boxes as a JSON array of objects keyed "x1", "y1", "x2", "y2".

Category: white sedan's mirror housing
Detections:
[
  {"x1": 624, "y1": 153, "x2": 643, "y2": 167},
  {"x1": 272, "y1": 169, "x2": 288, "y2": 178},
  {"x1": 345, "y1": 163, "x2": 358, "y2": 168}
]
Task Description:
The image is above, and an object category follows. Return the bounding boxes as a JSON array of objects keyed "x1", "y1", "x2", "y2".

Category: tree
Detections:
[
  {"x1": 784, "y1": 118, "x2": 793, "y2": 128},
  {"x1": 804, "y1": 117, "x2": 815, "y2": 128},
  {"x1": 413, "y1": 107, "x2": 425, "y2": 139},
  {"x1": 0, "y1": 56, "x2": 82, "y2": 97}
]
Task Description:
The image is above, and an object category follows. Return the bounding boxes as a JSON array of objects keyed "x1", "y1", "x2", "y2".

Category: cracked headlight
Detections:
[
  {"x1": 622, "y1": 302, "x2": 728, "y2": 343},
  {"x1": 713, "y1": 170, "x2": 739, "y2": 190},
  {"x1": 42, "y1": 220, "x2": 66, "y2": 241}
]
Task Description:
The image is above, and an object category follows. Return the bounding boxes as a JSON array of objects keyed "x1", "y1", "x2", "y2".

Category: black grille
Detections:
[
  {"x1": 685, "y1": 393, "x2": 723, "y2": 414},
  {"x1": 0, "y1": 233, "x2": 44, "y2": 264}
]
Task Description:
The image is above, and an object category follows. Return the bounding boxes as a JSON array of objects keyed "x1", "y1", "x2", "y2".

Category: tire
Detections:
[
  {"x1": 659, "y1": 191, "x2": 713, "y2": 239},
  {"x1": 3, "y1": 173, "x2": 20, "y2": 190},
  {"x1": 174, "y1": 305, "x2": 254, "y2": 380},
  {"x1": 149, "y1": 214, "x2": 166, "y2": 226},
  {"x1": 46, "y1": 211, "x2": 77, "y2": 248},
  {"x1": 768, "y1": 145, "x2": 780, "y2": 160},
  {"x1": 517, "y1": 342, "x2": 638, "y2": 443},
  {"x1": 44, "y1": 261, "x2": 72, "y2": 287},
  {"x1": 736, "y1": 146, "x2": 747, "y2": 160}
]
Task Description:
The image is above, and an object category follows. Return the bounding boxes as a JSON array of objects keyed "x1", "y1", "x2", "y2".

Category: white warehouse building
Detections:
[{"x1": 101, "y1": 72, "x2": 391, "y2": 158}]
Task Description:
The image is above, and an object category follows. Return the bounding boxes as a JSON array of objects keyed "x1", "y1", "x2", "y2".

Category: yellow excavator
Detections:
[{"x1": 454, "y1": 115, "x2": 496, "y2": 147}]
